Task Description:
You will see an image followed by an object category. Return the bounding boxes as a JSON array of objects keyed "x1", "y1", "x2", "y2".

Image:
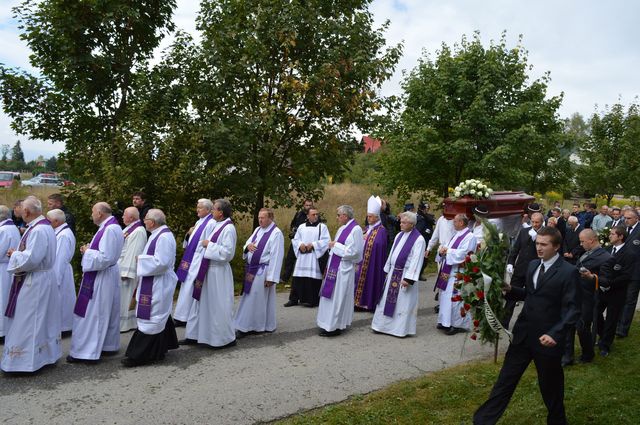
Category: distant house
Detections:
[{"x1": 362, "y1": 135, "x2": 381, "y2": 153}]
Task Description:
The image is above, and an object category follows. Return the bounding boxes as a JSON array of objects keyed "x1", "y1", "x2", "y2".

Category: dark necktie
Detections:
[
  {"x1": 536, "y1": 263, "x2": 545, "y2": 289},
  {"x1": 612, "y1": 247, "x2": 617, "y2": 255}
]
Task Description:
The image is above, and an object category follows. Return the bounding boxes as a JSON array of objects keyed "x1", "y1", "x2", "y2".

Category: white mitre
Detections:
[{"x1": 367, "y1": 195, "x2": 382, "y2": 215}]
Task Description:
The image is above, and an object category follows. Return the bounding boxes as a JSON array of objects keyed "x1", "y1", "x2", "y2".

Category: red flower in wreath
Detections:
[
  {"x1": 472, "y1": 266, "x2": 480, "y2": 273},
  {"x1": 470, "y1": 333, "x2": 477, "y2": 340},
  {"x1": 473, "y1": 319, "x2": 480, "y2": 327},
  {"x1": 463, "y1": 303, "x2": 471, "y2": 311},
  {"x1": 465, "y1": 255, "x2": 472, "y2": 263},
  {"x1": 463, "y1": 274, "x2": 471, "y2": 283},
  {"x1": 476, "y1": 290, "x2": 485, "y2": 300},
  {"x1": 451, "y1": 295, "x2": 462, "y2": 302}
]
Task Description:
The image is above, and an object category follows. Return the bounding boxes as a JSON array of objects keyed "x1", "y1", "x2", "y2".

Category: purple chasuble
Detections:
[
  {"x1": 192, "y1": 218, "x2": 232, "y2": 301},
  {"x1": 137, "y1": 227, "x2": 172, "y2": 320},
  {"x1": 176, "y1": 214, "x2": 213, "y2": 282},
  {"x1": 320, "y1": 219, "x2": 359, "y2": 299},
  {"x1": 4, "y1": 218, "x2": 51, "y2": 318},
  {"x1": 123, "y1": 221, "x2": 143, "y2": 239},
  {"x1": 435, "y1": 229, "x2": 471, "y2": 291},
  {"x1": 243, "y1": 223, "x2": 276, "y2": 294},
  {"x1": 74, "y1": 216, "x2": 120, "y2": 318},
  {"x1": 383, "y1": 229, "x2": 420, "y2": 317},
  {"x1": 354, "y1": 223, "x2": 388, "y2": 310}
]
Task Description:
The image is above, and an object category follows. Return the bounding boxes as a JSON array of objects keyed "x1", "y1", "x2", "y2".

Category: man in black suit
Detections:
[
  {"x1": 562, "y1": 216, "x2": 585, "y2": 264},
  {"x1": 562, "y1": 229, "x2": 610, "y2": 366},
  {"x1": 610, "y1": 207, "x2": 623, "y2": 228},
  {"x1": 503, "y1": 212, "x2": 544, "y2": 328},
  {"x1": 592, "y1": 226, "x2": 634, "y2": 356},
  {"x1": 474, "y1": 227, "x2": 580, "y2": 425},
  {"x1": 617, "y1": 208, "x2": 640, "y2": 337}
]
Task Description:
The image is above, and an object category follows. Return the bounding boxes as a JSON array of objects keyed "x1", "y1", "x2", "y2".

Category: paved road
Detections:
[{"x1": 0, "y1": 281, "x2": 501, "y2": 424}]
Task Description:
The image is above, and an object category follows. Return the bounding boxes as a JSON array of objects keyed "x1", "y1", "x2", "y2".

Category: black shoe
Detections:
[
  {"x1": 445, "y1": 327, "x2": 464, "y2": 336},
  {"x1": 434, "y1": 305, "x2": 440, "y2": 314},
  {"x1": 178, "y1": 338, "x2": 197, "y2": 346},
  {"x1": 212, "y1": 340, "x2": 237, "y2": 350},
  {"x1": 121, "y1": 358, "x2": 144, "y2": 368},
  {"x1": 600, "y1": 349, "x2": 609, "y2": 357},
  {"x1": 301, "y1": 302, "x2": 316, "y2": 308},
  {"x1": 319, "y1": 329, "x2": 342, "y2": 337},
  {"x1": 101, "y1": 350, "x2": 119, "y2": 357},
  {"x1": 616, "y1": 332, "x2": 627, "y2": 338},
  {"x1": 579, "y1": 356, "x2": 594, "y2": 364},
  {"x1": 173, "y1": 319, "x2": 187, "y2": 328},
  {"x1": 561, "y1": 359, "x2": 574, "y2": 367},
  {"x1": 66, "y1": 355, "x2": 98, "y2": 364},
  {"x1": 436, "y1": 323, "x2": 447, "y2": 330},
  {"x1": 283, "y1": 300, "x2": 299, "y2": 307},
  {"x1": 236, "y1": 330, "x2": 251, "y2": 339}
]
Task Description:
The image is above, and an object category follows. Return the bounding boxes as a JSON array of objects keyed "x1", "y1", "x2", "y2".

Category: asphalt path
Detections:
[{"x1": 0, "y1": 281, "x2": 503, "y2": 424}]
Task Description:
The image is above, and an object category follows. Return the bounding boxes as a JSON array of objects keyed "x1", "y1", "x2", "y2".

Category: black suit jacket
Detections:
[
  {"x1": 600, "y1": 244, "x2": 635, "y2": 292},
  {"x1": 562, "y1": 226, "x2": 584, "y2": 264},
  {"x1": 625, "y1": 224, "x2": 640, "y2": 278},
  {"x1": 506, "y1": 256, "x2": 580, "y2": 356},
  {"x1": 576, "y1": 247, "x2": 611, "y2": 293},
  {"x1": 508, "y1": 228, "x2": 538, "y2": 278}
]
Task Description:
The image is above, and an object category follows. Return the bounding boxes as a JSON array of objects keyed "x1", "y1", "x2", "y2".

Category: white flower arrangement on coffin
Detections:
[{"x1": 451, "y1": 179, "x2": 494, "y2": 200}]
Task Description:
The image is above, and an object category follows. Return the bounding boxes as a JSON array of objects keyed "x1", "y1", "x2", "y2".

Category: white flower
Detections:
[
  {"x1": 455, "y1": 191, "x2": 461, "y2": 197},
  {"x1": 487, "y1": 188, "x2": 493, "y2": 194},
  {"x1": 484, "y1": 191, "x2": 489, "y2": 197},
  {"x1": 470, "y1": 254, "x2": 478, "y2": 262},
  {"x1": 470, "y1": 189, "x2": 476, "y2": 195}
]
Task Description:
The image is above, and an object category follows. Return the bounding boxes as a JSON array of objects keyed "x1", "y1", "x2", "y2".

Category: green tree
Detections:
[
  {"x1": 378, "y1": 32, "x2": 569, "y2": 198},
  {"x1": 0, "y1": 144, "x2": 9, "y2": 164},
  {"x1": 46, "y1": 155, "x2": 57, "y2": 171},
  {"x1": 577, "y1": 103, "x2": 640, "y2": 203},
  {"x1": 171, "y1": 0, "x2": 402, "y2": 226},
  {"x1": 11, "y1": 140, "x2": 25, "y2": 169}
]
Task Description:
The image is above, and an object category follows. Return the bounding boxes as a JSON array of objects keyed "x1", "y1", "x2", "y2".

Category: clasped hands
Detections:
[{"x1": 298, "y1": 243, "x2": 314, "y2": 253}]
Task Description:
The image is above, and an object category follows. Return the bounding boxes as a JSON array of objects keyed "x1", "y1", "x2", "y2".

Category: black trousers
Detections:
[
  {"x1": 474, "y1": 342, "x2": 567, "y2": 425},
  {"x1": 282, "y1": 244, "x2": 297, "y2": 283},
  {"x1": 563, "y1": 289, "x2": 596, "y2": 362},
  {"x1": 597, "y1": 288, "x2": 627, "y2": 351},
  {"x1": 617, "y1": 279, "x2": 640, "y2": 336}
]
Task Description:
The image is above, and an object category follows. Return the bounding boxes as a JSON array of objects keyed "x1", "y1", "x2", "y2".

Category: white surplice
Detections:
[
  {"x1": 437, "y1": 229, "x2": 477, "y2": 329},
  {"x1": 173, "y1": 215, "x2": 216, "y2": 322},
  {"x1": 70, "y1": 217, "x2": 124, "y2": 360},
  {"x1": 316, "y1": 219, "x2": 364, "y2": 332},
  {"x1": 186, "y1": 218, "x2": 236, "y2": 347},
  {"x1": 426, "y1": 216, "x2": 455, "y2": 263},
  {"x1": 292, "y1": 222, "x2": 330, "y2": 279},
  {"x1": 0, "y1": 220, "x2": 21, "y2": 337},
  {"x1": 371, "y1": 231, "x2": 426, "y2": 337},
  {"x1": 118, "y1": 223, "x2": 147, "y2": 331},
  {"x1": 2, "y1": 216, "x2": 61, "y2": 372},
  {"x1": 135, "y1": 225, "x2": 177, "y2": 334},
  {"x1": 234, "y1": 223, "x2": 284, "y2": 333},
  {"x1": 53, "y1": 224, "x2": 76, "y2": 332}
]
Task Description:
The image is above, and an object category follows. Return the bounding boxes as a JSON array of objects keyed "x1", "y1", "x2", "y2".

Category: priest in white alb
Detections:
[
  {"x1": 234, "y1": 208, "x2": 284, "y2": 337},
  {"x1": 434, "y1": 213, "x2": 477, "y2": 335},
  {"x1": 0, "y1": 205, "x2": 21, "y2": 339},
  {"x1": 122, "y1": 209, "x2": 178, "y2": 367},
  {"x1": 371, "y1": 211, "x2": 425, "y2": 337},
  {"x1": 317, "y1": 205, "x2": 364, "y2": 336},
  {"x1": 183, "y1": 199, "x2": 237, "y2": 348},
  {"x1": 47, "y1": 208, "x2": 76, "y2": 333},
  {"x1": 118, "y1": 206, "x2": 147, "y2": 332},
  {"x1": 2, "y1": 196, "x2": 61, "y2": 372},
  {"x1": 69, "y1": 202, "x2": 124, "y2": 362},
  {"x1": 173, "y1": 198, "x2": 215, "y2": 326},
  {"x1": 286, "y1": 207, "x2": 330, "y2": 307}
]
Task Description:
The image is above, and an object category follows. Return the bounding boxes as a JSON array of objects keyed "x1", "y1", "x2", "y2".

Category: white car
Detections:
[{"x1": 22, "y1": 176, "x2": 64, "y2": 187}]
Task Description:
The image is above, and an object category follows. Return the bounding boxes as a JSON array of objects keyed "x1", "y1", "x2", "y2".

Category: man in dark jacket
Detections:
[
  {"x1": 281, "y1": 199, "x2": 314, "y2": 283},
  {"x1": 562, "y1": 216, "x2": 585, "y2": 264},
  {"x1": 617, "y1": 208, "x2": 640, "y2": 337},
  {"x1": 562, "y1": 229, "x2": 610, "y2": 366},
  {"x1": 593, "y1": 225, "x2": 634, "y2": 356},
  {"x1": 474, "y1": 227, "x2": 579, "y2": 425}
]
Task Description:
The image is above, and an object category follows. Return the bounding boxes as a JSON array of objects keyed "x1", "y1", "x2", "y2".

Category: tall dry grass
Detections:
[{"x1": 0, "y1": 184, "x2": 61, "y2": 207}]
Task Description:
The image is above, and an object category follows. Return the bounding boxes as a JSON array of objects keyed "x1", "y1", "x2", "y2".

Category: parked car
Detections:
[
  {"x1": 0, "y1": 171, "x2": 20, "y2": 188},
  {"x1": 22, "y1": 176, "x2": 64, "y2": 187}
]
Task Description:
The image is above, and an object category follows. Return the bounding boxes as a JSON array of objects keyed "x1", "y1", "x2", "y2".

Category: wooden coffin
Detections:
[{"x1": 443, "y1": 191, "x2": 536, "y2": 219}]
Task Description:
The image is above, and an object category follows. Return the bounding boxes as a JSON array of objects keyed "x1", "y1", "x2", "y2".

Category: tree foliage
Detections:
[
  {"x1": 378, "y1": 32, "x2": 570, "y2": 198},
  {"x1": 577, "y1": 102, "x2": 640, "y2": 203}
]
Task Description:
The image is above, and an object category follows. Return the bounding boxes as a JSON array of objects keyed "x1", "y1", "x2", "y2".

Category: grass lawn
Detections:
[{"x1": 275, "y1": 318, "x2": 640, "y2": 424}]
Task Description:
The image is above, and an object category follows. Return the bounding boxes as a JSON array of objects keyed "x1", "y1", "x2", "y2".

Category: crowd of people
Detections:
[{"x1": 1, "y1": 192, "x2": 638, "y2": 425}]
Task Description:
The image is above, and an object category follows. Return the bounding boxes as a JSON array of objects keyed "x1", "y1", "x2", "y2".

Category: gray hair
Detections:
[
  {"x1": 337, "y1": 205, "x2": 355, "y2": 219},
  {"x1": 198, "y1": 198, "x2": 213, "y2": 212},
  {"x1": 46, "y1": 208, "x2": 66, "y2": 223},
  {"x1": 0, "y1": 205, "x2": 10, "y2": 221},
  {"x1": 94, "y1": 202, "x2": 112, "y2": 215},
  {"x1": 454, "y1": 213, "x2": 469, "y2": 226},
  {"x1": 580, "y1": 228, "x2": 598, "y2": 241},
  {"x1": 145, "y1": 209, "x2": 166, "y2": 226},
  {"x1": 214, "y1": 199, "x2": 232, "y2": 218},
  {"x1": 23, "y1": 196, "x2": 43, "y2": 214},
  {"x1": 124, "y1": 206, "x2": 140, "y2": 220},
  {"x1": 399, "y1": 211, "x2": 417, "y2": 225},
  {"x1": 567, "y1": 216, "x2": 578, "y2": 225}
]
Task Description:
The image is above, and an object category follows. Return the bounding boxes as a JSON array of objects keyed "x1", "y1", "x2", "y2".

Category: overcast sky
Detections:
[{"x1": 1, "y1": 0, "x2": 638, "y2": 160}]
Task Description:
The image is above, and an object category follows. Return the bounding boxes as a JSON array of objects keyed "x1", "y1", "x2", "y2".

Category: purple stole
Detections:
[
  {"x1": 137, "y1": 227, "x2": 172, "y2": 320},
  {"x1": 4, "y1": 218, "x2": 51, "y2": 318},
  {"x1": 435, "y1": 229, "x2": 471, "y2": 291},
  {"x1": 74, "y1": 216, "x2": 120, "y2": 318},
  {"x1": 123, "y1": 221, "x2": 143, "y2": 239},
  {"x1": 383, "y1": 229, "x2": 420, "y2": 317},
  {"x1": 243, "y1": 223, "x2": 276, "y2": 294},
  {"x1": 192, "y1": 219, "x2": 232, "y2": 301},
  {"x1": 1, "y1": 219, "x2": 15, "y2": 227},
  {"x1": 320, "y1": 219, "x2": 359, "y2": 299},
  {"x1": 176, "y1": 214, "x2": 213, "y2": 282}
]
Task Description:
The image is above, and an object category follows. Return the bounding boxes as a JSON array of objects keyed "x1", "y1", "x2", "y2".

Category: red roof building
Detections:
[{"x1": 362, "y1": 135, "x2": 381, "y2": 153}]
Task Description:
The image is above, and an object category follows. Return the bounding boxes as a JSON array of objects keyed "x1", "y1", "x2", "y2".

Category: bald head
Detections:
[
  {"x1": 123, "y1": 206, "x2": 140, "y2": 226},
  {"x1": 530, "y1": 212, "x2": 544, "y2": 231},
  {"x1": 91, "y1": 202, "x2": 113, "y2": 226},
  {"x1": 579, "y1": 228, "x2": 599, "y2": 251},
  {"x1": 567, "y1": 216, "x2": 578, "y2": 229}
]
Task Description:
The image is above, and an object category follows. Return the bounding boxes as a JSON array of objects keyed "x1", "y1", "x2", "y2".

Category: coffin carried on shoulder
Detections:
[{"x1": 443, "y1": 191, "x2": 535, "y2": 220}]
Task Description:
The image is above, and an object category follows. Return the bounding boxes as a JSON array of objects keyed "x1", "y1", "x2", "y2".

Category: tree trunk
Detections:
[{"x1": 253, "y1": 190, "x2": 264, "y2": 229}]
